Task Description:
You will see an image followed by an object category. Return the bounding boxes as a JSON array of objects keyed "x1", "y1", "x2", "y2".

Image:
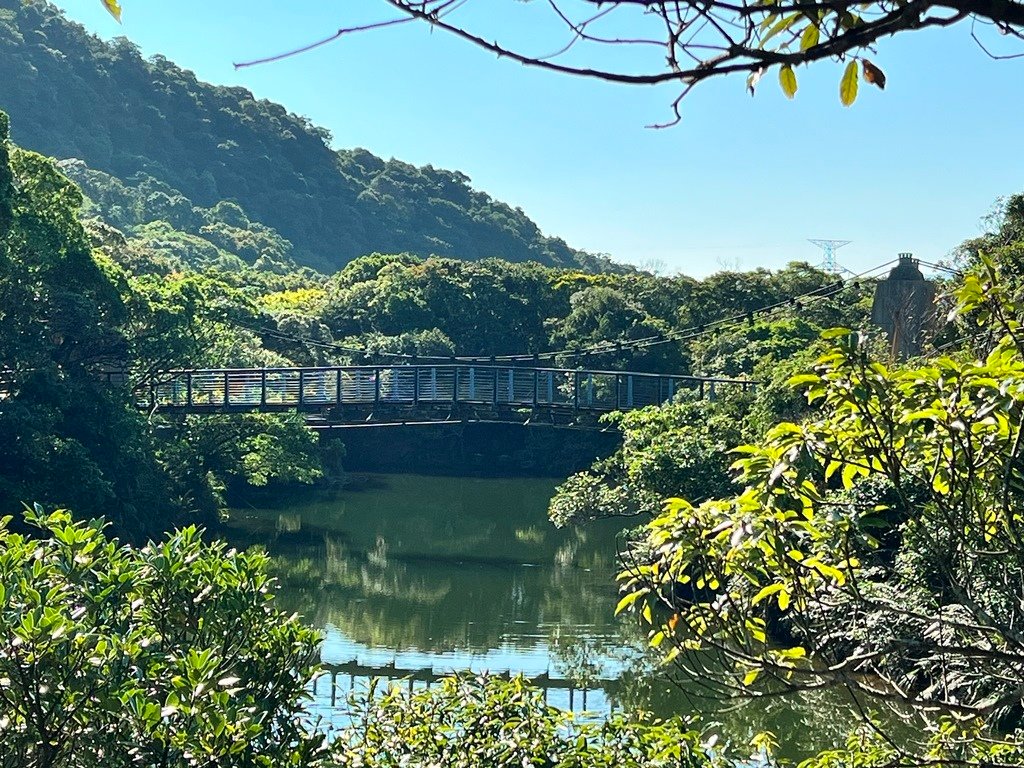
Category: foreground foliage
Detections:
[
  {"x1": 615, "y1": 259, "x2": 1024, "y2": 765},
  {"x1": 0, "y1": 509, "x2": 721, "y2": 768},
  {"x1": 0, "y1": 509, "x2": 326, "y2": 768},
  {"x1": 339, "y1": 1, "x2": 1020, "y2": 122},
  {"x1": 336, "y1": 675, "x2": 713, "y2": 768}
]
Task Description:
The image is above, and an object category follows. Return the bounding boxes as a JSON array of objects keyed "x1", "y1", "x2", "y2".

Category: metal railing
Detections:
[{"x1": 139, "y1": 364, "x2": 754, "y2": 415}]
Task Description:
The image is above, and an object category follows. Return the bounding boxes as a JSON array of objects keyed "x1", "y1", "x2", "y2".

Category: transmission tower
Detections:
[{"x1": 808, "y1": 239, "x2": 852, "y2": 274}]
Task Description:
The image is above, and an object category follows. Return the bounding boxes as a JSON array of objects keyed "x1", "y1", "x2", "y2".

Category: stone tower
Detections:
[{"x1": 870, "y1": 253, "x2": 936, "y2": 358}]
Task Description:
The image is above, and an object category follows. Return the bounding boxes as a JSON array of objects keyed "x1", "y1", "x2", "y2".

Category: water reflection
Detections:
[
  {"x1": 225, "y1": 474, "x2": 882, "y2": 760},
  {"x1": 225, "y1": 474, "x2": 630, "y2": 666}
]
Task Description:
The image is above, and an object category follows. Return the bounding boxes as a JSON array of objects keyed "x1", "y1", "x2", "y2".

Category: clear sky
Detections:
[{"x1": 51, "y1": 0, "x2": 1024, "y2": 277}]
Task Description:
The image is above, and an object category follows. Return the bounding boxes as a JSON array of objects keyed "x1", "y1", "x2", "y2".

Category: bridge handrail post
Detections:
[
  {"x1": 627, "y1": 375, "x2": 634, "y2": 408},
  {"x1": 298, "y1": 369, "x2": 305, "y2": 407},
  {"x1": 668, "y1": 377, "x2": 675, "y2": 402},
  {"x1": 469, "y1": 367, "x2": 476, "y2": 401},
  {"x1": 453, "y1": 365, "x2": 460, "y2": 406},
  {"x1": 185, "y1": 372, "x2": 192, "y2": 407},
  {"x1": 374, "y1": 367, "x2": 381, "y2": 405},
  {"x1": 413, "y1": 365, "x2": 420, "y2": 405},
  {"x1": 532, "y1": 368, "x2": 539, "y2": 408},
  {"x1": 546, "y1": 371, "x2": 554, "y2": 403},
  {"x1": 224, "y1": 370, "x2": 231, "y2": 407},
  {"x1": 492, "y1": 361, "x2": 498, "y2": 407},
  {"x1": 430, "y1": 367, "x2": 437, "y2": 400},
  {"x1": 507, "y1": 368, "x2": 514, "y2": 403},
  {"x1": 261, "y1": 369, "x2": 267, "y2": 407},
  {"x1": 335, "y1": 368, "x2": 341, "y2": 406},
  {"x1": 615, "y1": 374, "x2": 621, "y2": 410},
  {"x1": 573, "y1": 370, "x2": 580, "y2": 412},
  {"x1": 699, "y1": 380, "x2": 705, "y2": 399}
]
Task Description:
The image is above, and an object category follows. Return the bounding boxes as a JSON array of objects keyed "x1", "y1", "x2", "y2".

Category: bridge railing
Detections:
[{"x1": 144, "y1": 364, "x2": 754, "y2": 414}]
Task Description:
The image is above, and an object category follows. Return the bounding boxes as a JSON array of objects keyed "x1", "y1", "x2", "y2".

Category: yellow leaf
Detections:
[
  {"x1": 800, "y1": 24, "x2": 819, "y2": 51},
  {"x1": 615, "y1": 590, "x2": 645, "y2": 615},
  {"x1": 779, "y1": 65, "x2": 798, "y2": 99},
  {"x1": 777, "y1": 587, "x2": 791, "y2": 611},
  {"x1": 101, "y1": 0, "x2": 122, "y2": 22},
  {"x1": 743, "y1": 668, "x2": 761, "y2": 686},
  {"x1": 752, "y1": 583, "x2": 784, "y2": 605},
  {"x1": 840, "y1": 60, "x2": 859, "y2": 106}
]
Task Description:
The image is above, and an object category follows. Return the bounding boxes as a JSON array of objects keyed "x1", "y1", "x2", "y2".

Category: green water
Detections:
[
  {"x1": 224, "y1": 475, "x2": 634, "y2": 711},
  {"x1": 224, "y1": 473, "x2": 871, "y2": 756}
]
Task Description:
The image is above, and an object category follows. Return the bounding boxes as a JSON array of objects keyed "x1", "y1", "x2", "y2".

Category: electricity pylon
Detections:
[{"x1": 808, "y1": 239, "x2": 852, "y2": 274}]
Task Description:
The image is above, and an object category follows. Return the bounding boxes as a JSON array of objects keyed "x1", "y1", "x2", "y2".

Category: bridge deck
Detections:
[{"x1": 140, "y1": 364, "x2": 754, "y2": 420}]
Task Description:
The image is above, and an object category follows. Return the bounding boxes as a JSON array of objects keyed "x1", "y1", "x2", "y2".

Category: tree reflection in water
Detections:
[
  {"x1": 225, "y1": 474, "x2": 893, "y2": 761},
  {"x1": 225, "y1": 474, "x2": 625, "y2": 656}
]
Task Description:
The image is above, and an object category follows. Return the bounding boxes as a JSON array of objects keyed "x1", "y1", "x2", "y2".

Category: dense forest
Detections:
[
  {"x1": 0, "y1": 0, "x2": 618, "y2": 273},
  {"x1": 0, "y1": 102, "x2": 884, "y2": 763},
  {"x1": 9, "y1": 1, "x2": 1024, "y2": 762},
  {"x1": 0, "y1": 83, "x2": 876, "y2": 538}
]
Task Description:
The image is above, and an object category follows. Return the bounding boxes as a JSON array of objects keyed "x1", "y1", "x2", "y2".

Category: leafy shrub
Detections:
[
  {"x1": 0, "y1": 509, "x2": 327, "y2": 768},
  {"x1": 335, "y1": 674, "x2": 712, "y2": 768}
]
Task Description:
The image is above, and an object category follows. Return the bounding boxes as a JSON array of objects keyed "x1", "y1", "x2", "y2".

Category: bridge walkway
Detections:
[{"x1": 141, "y1": 363, "x2": 754, "y2": 422}]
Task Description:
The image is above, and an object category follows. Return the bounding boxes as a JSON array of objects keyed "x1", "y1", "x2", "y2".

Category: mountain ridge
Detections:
[{"x1": 0, "y1": 0, "x2": 618, "y2": 273}]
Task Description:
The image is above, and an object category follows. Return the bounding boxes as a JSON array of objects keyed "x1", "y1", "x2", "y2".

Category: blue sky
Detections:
[{"x1": 52, "y1": 0, "x2": 1024, "y2": 277}]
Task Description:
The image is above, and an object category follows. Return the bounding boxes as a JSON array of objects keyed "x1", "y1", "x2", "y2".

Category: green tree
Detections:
[
  {"x1": 615, "y1": 259, "x2": 1024, "y2": 765},
  {"x1": 550, "y1": 399, "x2": 743, "y2": 528},
  {"x1": 0, "y1": 116, "x2": 178, "y2": 535},
  {"x1": 0, "y1": 508, "x2": 327, "y2": 768},
  {"x1": 0, "y1": 112, "x2": 326, "y2": 534}
]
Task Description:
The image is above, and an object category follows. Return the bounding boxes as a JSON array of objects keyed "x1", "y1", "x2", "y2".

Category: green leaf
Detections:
[
  {"x1": 779, "y1": 65, "x2": 798, "y2": 99},
  {"x1": 776, "y1": 646, "x2": 806, "y2": 659},
  {"x1": 821, "y1": 327, "x2": 852, "y2": 339},
  {"x1": 840, "y1": 60, "x2": 859, "y2": 106},
  {"x1": 762, "y1": 13, "x2": 800, "y2": 44},
  {"x1": 752, "y1": 583, "x2": 784, "y2": 604},
  {"x1": 786, "y1": 374, "x2": 820, "y2": 387},
  {"x1": 777, "y1": 587, "x2": 791, "y2": 611},
  {"x1": 800, "y1": 24, "x2": 819, "y2": 50},
  {"x1": 841, "y1": 461, "x2": 860, "y2": 490},
  {"x1": 614, "y1": 589, "x2": 646, "y2": 615}
]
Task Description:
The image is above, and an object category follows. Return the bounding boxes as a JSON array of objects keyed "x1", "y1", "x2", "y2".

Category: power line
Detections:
[
  {"x1": 487, "y1": 258, "x2": 898, "y2": 362},
  {"x1": 230, "y1": 259, "x2": 899, "y2": 366}
]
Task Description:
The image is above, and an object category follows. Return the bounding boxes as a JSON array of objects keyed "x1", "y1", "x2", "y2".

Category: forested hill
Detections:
[{"x1": 0, "y1": 0, "x2": 612, "y2": 273}]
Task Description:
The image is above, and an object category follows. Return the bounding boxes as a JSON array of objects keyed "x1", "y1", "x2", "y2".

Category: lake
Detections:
[{"x1": 225, "y1": 473, "x2": 869, "y2": 757}]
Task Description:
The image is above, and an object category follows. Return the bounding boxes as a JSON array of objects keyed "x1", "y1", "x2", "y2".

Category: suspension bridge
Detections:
[{"x1": 135, "y1": 363, "x2": 755, "y2": 427}]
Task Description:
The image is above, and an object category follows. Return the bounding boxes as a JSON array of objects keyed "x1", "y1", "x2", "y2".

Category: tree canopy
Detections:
[
  {"x1": 605, "y1": 253, "x2": 1024, "y2": 765},
  {"x1": 0, "y1": 0, "x2": 615, "y2": 271}
]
